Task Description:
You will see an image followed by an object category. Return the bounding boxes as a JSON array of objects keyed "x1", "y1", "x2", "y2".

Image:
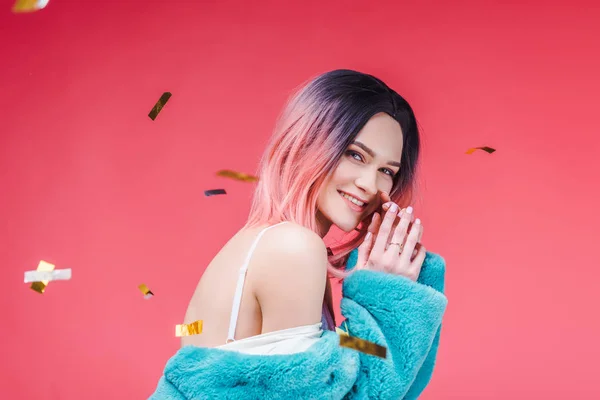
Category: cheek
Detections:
[
  {"x1": 331, "y1": 160, "x2": 357, "y2": 184},
  {"x1": 378, "y1": 179, "x2": 394, "y2": 194}
]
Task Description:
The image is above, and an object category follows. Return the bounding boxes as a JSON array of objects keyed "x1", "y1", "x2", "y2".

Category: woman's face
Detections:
[{"x1": 316, "y1": 112, "x2": 404, "y2": 234}]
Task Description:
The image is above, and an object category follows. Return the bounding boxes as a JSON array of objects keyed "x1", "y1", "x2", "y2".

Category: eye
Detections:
[
  {"x1": 346, "y1": 150, "x2": 363, "y2": 162},
  {"x1": 380, "y1": 168, "x2": 396, "y2": 177}
]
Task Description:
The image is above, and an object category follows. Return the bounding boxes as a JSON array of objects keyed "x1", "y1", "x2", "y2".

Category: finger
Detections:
[
  {"x1": 381, "y1": 204, "x2": 404, "y2": 234},
  {"x1": 386, "y1": 208, "x2": 405, "y2": 244},
  {"x1": 398, "y1": 216, "x2": 421, "y2": 266},
  {"x1": 417, "y1": 220, "x2": 423, "y2": 243},
  {"x1": 389, "y1": 206, "x2": 414, "y2": 250},
  {"x1": 381, "y1": 202, "x2": 394, "y2": 212},
  {"x1": 355, "y1": 230, "x2": 374, "y2": 270},
  {"x1": 356, "y1": 213, "x2": 381, "y2": 267},
  {"x1": 380, "y1": 191, "x2": 391, "y2": 205},
  {"x1": 371, "y1": 203, "x2": 399, "y2": 256},
  {"x1": 368, "y1": 212, "x2": 381, "y2": 235},
  {"x1": 411, "y1": 243, "x2": 422, "y2": 261},
  {"x1": 410, "y1": 245, "x2": 427, "y2": 277}
]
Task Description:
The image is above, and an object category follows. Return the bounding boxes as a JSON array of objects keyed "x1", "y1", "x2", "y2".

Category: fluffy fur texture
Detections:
[{"x1": 149, "y1": 251, "x2": 447, "y2": 399}]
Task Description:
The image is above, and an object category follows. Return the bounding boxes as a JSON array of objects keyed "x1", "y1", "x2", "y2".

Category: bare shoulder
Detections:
[
  {"x1": 250, "y1": 222, "x2": 328, "y2": 332},
  {"x1": 255, "y1": 222, "x2": 327, "y2": 261}
]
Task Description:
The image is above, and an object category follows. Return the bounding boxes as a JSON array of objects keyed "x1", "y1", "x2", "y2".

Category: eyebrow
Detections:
[{"x1": 352, "y1": 141, "x2": 401, "y2": 167}]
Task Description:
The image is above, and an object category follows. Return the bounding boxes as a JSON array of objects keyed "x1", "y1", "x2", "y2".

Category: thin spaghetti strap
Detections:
[{"x1": 226, "y1": 222, "x2": 288, "y2": 343}]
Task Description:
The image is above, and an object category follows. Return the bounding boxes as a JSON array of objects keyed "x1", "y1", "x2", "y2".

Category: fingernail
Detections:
[
  {"x1": 390, "y1": 203, "x2": 398, "y2": 212},
  {"x1": 365, "y1": 232, "x2": 372, "y2": 240},
  {"x1": 406, "y1": 206, "x2": 413, "y2": 214},
  {"x1": 415, "y1": 218, "x2": 421, "y2": 225}
]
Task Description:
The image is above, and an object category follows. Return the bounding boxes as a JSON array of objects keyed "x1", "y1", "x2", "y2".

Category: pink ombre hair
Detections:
[{"x1": 244, "y1": 70, "x2": 421, "y2": 278}]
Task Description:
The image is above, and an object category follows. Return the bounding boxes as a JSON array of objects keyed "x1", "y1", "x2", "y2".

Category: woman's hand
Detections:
[{"x1": 355, "y1": 195, "x2": 426, "y2": 281}]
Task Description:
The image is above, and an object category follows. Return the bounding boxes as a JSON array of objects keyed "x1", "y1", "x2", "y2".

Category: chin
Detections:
[{"x1": 332, "y1": 218, "x2": 361, "y2": 233}]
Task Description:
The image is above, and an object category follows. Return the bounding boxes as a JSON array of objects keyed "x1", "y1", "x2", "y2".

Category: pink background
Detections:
[{"x1": 2, "y1": 0, "x2": 599, "y2": 398}]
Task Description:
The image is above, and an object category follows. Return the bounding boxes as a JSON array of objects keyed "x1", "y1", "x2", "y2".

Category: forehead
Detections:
[{"x1": 354, "y1": 113, "x2": 404, "y2": 162}]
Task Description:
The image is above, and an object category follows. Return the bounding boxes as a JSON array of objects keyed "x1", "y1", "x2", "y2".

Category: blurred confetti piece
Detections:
[
  {"x1": 466, "y1": 146, "x2": 496, "y2": 154},
  {"x1": 336, "y1": 320, "x2": 350, "y2": 336},
  {"x1": 138, "y1": 283, "x2": 154, "y2": 299},
  {"x1": 148, "y1": 92, "x2": 172, "y2": 121},
  {"x1": 336, "y1": 327, "x2": 349, "y2": 337},
  {"x1": 339, "y1": 335, "x2": 387, "y2": 359},
  {"x1": 24, "y1": 268, "x2": 71, "y2": 283},
  {"x1": 29, "y1": 260, "x2": 55, "y2": 294},
  {"x1": 204, "y1": 189, "x2": 227, "y2": 197},
  {"x1": 175, "y1": 320, "x2": 203, "y2": 337},
  {"x1": 12, "y1": 0, "x2": 49, "y2": 12},
  {"x1": 216, "y1": 170, "x2": 258, "y2": 183}
]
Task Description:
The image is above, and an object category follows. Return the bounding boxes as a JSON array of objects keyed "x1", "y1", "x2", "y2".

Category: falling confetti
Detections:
[
  {"x1": 24, "y1": 268, "x2": 71, "y2": 283},
  {"x1": 465, "y1": 146, "x2": 496, "y2": 154},
  {"x1": 216, "y1": 170, "x2": 258, "y2": 183},
  {"x1": 335, "y1": 327, "x2": 348, "y2": 336},
  {"x1": 204, "y1": 189, "x2": 227, "y2": 197},
  {"x1": 339, "y1": 335, "x2": 387, "y2": 359},
  {"x1": 336, "y1": 320, "x2": 350, "y2": 336},
  {"x1": 175, "y1": 320, "x2": 203, "y2": 337},
  {"x1": 29, "y1": 260, "x2": 55, "y2": 294},
  {"x1": 138, "y1": 283, "x2": 154, "y2": 299},
  {"x1": 148, "y1": 92, "x2": 172, "y2": 121},
  {"x1": 12, "y1": 0, "x2": 49, "y2": 13}
]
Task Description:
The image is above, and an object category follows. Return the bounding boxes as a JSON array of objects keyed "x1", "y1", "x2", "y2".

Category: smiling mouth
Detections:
[{"x1": 338, "y1": 190, "x2": 368, "y2": 211}]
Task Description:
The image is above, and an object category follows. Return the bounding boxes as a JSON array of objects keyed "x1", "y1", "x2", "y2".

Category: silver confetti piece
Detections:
[{"x1": 24, "y1": 268, "x2": 72, "y2": 283}]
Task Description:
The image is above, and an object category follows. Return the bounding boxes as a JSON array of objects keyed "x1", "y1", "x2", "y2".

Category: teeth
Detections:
[{"x1": 340, "y1": 192, "x2": 365, "y2": 206}]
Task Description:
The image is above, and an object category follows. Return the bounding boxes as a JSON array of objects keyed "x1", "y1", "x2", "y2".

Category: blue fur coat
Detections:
[{"x1": 150, "y1": 250, "x2": 447, "y2": 399}]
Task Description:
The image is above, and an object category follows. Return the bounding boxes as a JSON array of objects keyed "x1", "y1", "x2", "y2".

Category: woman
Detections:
[{"x1": 150, "y1": 69, "x2": 447, "y2": 399}]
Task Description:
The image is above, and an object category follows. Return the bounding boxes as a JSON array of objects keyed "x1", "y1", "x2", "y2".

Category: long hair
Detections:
[{"x1": 245, "y1": 69, "x2": 420, "y2": 277}]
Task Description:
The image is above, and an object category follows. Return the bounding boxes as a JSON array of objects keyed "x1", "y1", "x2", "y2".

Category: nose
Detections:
[{"x1": 354, "y1": 169, "x2": 378, "y2": 198}]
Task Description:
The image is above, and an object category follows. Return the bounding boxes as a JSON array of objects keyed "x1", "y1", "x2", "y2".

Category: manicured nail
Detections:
[
  {"x1": 390, "y1": 203, "x2": 398, "y2": 212},
  {"x1": 365, "y1": 232, "x2": 372, "y2": 241},
  {"x1": 415, "y1": 218, "x2": 421, "y2": 225},
  {"x1": 406, "y1": 206, "x2": 413, "y2": 214}
]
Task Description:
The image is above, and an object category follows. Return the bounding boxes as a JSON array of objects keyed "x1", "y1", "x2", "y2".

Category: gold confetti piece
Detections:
[
  {"x1": 336, "y1": 320, "x2": 350, "y2": 336},
  {"x1": 29, "y1": 260, "x2": 55, "y2": 294},
  {"x1": 216, "y1": 170, "x2": 258, "y2": 183},
  {"x1": 138, "y1": 283, "x2": 154, "y2": 299},
  {"x1": 12, "y1": 0, "x2": 49, "y2": 13},
  {"x1": 175, "y1": 320, "x2": 203, "y2": 337},
  {"x1": 466, "y1": 146, "x2": 496, "y2": 154},
  {"x1": 204, "y1": 188, "x2": 227, "y2": 197},
  {"x1": 339, "y1": 335, "x2": 387, "y2": 359},
  {"x1": 336, "y1": 327, "x2": 349, "y2": 336},
  {"x1": 148, "y1": 92, "x2": 172, "y2": 121}
]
